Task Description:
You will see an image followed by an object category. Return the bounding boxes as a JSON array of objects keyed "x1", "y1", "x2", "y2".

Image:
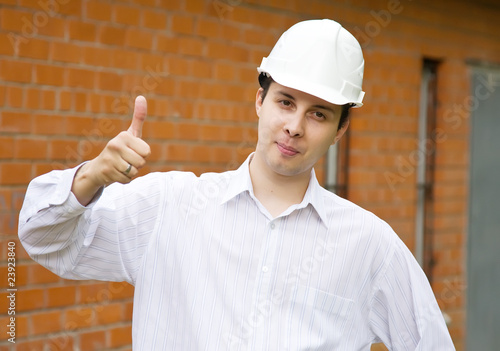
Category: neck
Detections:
[{"x1": 249, "y1": 152, "x2": 311, "y2": 218}]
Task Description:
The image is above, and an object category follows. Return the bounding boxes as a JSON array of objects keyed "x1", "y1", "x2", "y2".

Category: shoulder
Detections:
[{"x1": 319, "y1": 186, "x2": 395, "y2": 236}]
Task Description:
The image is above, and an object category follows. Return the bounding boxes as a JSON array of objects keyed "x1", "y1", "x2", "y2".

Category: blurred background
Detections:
[{"x1": 0, "y1": 0, "x2": 499, "y2": 350}]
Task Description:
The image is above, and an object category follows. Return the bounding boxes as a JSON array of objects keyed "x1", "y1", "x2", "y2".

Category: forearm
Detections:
[
  {"x1": 71, "y1": 162, "x2": 104, "y2": 207},
  {"x1": 19, "y1": 167, "x2": 163, "y2": 283}
]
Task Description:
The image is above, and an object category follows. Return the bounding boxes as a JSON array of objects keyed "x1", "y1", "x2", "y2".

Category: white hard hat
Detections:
[{"x1": 257, "y1": 19, "x2": 365, "y2": 107}]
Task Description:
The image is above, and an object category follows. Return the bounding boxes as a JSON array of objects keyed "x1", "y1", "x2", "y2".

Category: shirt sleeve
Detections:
[
  {"x1": 18, "y1": 164, "x2": 164, "y2": 285},
  {"x1": 369, "y1": 237, "x2": 456, "y2": 350}
]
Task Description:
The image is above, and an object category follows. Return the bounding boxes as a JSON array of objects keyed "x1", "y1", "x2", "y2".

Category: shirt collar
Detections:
[{"x1": 220, "y1": 153, "x2": 329, "y2": 225}]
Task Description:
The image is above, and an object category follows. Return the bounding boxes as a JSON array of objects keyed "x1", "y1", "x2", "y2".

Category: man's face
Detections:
[{"x1": 254, "y1": 82, "x2": 348, "y2": 178}]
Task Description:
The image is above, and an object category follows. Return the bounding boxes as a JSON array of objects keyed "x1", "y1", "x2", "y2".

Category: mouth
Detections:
[{"x1": 276, "y1": 142, "x2": 299, "y2": 156}]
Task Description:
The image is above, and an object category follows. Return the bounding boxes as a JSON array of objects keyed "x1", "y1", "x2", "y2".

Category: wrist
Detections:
[{"x1": 72, "y1": 162, "x2": 104, "y2": 206}]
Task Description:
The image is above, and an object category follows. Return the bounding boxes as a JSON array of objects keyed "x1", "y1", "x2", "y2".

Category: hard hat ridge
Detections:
[{"x1": 257, "y1": 19, "x2": 365, "y2": 107}]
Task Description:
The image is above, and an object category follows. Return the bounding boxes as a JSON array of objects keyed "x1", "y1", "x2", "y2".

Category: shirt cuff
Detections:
[{"x1": 49, "y1": 162, "x2": 104, "y2": 210}]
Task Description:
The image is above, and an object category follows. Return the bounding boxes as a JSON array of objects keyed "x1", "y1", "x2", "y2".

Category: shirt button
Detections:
[
  {"x1": 262, "y1": 266, "x2": 269, "y2": 273},
  {"x1": 270, "y1": 223, "x2": 275, "y2": 230}
]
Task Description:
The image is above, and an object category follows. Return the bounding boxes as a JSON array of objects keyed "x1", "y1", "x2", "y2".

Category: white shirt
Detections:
[{"x1": 19, "y1": 154, "x2": 455, "y2": 350}]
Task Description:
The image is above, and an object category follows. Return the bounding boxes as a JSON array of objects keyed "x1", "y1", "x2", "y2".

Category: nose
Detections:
[{"x1": 283, "y1": 112, "x2": 304, "y2": 137}]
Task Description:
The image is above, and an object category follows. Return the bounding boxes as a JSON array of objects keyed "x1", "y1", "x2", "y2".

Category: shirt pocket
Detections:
[{"x1": 283, "y1": 284, "x2": 354, "y2": 350}]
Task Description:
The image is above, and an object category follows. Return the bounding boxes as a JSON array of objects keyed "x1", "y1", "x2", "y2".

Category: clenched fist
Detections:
[{"x1": 71, "y1": 96, "x2": 151, "y2": 206}]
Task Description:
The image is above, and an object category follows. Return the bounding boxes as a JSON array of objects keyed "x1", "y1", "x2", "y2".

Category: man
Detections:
[{"x1": 19, "y1": 19, "x2": 455, "y2": 350}]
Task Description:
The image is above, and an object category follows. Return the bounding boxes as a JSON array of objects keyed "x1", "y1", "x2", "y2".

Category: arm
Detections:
[
  {"x1": 18, "y1": 96, "x2": 154, "y2": 284},
  {"x1": 369, "y1": 238, "x2": 455, "y2": 350},
  {"x1": 72, "y1": 95, "x2": 150, "y2": 206}
]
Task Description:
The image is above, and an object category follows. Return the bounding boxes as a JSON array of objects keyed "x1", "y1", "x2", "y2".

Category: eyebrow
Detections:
[{"x1": 276, "y1": 90, "x2": 336, "y2": 115}]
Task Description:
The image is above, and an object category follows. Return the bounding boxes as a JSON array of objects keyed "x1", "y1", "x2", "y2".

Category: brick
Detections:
[
  {"x1": 33, "y1": 114, "x2": 65, "y2": 135},
  {"x1": 32, "y1": 311, "x2": 62, "y2": 335},
  {"x1": 0, "y1": 136, "x2": 14, "y2": 158},
  {"x1": 74, "y1": 91, "x2": 88, "y2": 112},
  {"x1": 28, "y1": 264, "x2": 60, "y2": 285},
  {"x1": 214, "y1": 62, "x2": 236, "y2": 81},
  {"x1": 106, "y1": 281, "x2": 134, "y2": 300},
  {"x1": 109, "y1": 325, "x2": 132, "y2": 348},
  {"x1": 47, "y1": 286, "x2": 77, "y2": 308},
  {"x1": 112, "y1": 48, "x2": 140, "y2": 70},
  {"x1": 67, "y1": 68, "x2": 96, "y2": 89},
  {"x1": 0, "y1": 8, "x2": 27, "y2": 32},
  {"x1": 196, "y1": 18, "x2": 220, "y2": 38},
  {"x1": 80, "y1": 330, "x2": 106, "y2": 351},
  {"x1": 78, "y1": 282, "x2": 109, "y2": 304},
  {"x1": 219, "y1": 23, "x2": 240, "y2": 42},
  {"x1": 200, "y1": 124, "x2": 224, "y2": 142},
  {"x1": 41, "y1": 89, "x2": 56, "y2": 110},
  {"x1": 96, "y1": 303, "x2": 122, "y2": 324},
  {"x1": 83, "y1": 46, "x2": 113, "y2": 67},
  {"x1": 38, "y1": 16, "x2": 65, "y2": 38},
  {"x1": 25, "y1": 87, "x2": 40, "y2": 109},
  {"x1": 35, "y1": 64, "x2": 65, "y2": 86},
  {"x1": 0, "y1": 60, "x2": 32, "y2": 83},
  {"x1": 6, "y1": 86, "x2": 23, "y2": 108},
  {"x1": 172, "y1": 14, "x2": 195, "y2": 35},
  {"x1": 157, "y1": 0, "x2": 182, "y2": 11},
  {"x1": 186, "y1": 0, "x2": 206, "y2": 14},
  {"x1": 178, "y1": 36, "x2": 204, "y2": 56},
  {"x1": 157, "y1": 34, "x2": 180, "y2": 54},
  {"x1": 176, "y1": 122, "x2": 199, "y2": 140},
  {"x1": 99, "y1": 25, "x2": 127, "y2": 46},
  {"x1": 98, "y1": 71, "x2": 124, "y2": 92},
  {"x1": 123, "y1": 300, "x2": 134, "y2": 320},
  {"x1": 131, "y1": 0, "x2": 157, "y2": 5},
  {"x1": 142, "y1": 9, "x2": 167, "y2": 30},
  {"x1": 51, "y1": 41, "x2": 82, "y2": 63},
  {"x1": 65, "y1": 307, "x2": 95, "y2": 329},
  {"x1": 86, "y1": 1, "x2": 112, "y2": 21},
  {"x1": 191, "y1": 59, "x2": 212, "y2": 79},
  {"x1": 166, "y1": 143, "x2": 190, "y2": 162},
  {"x1": 125, "y1": 28, "x2": 154, "y2": 50},
  {"x1": 143, "y1": 120, "x2": 175, "y2": 139},
  {"x1": 45, "y1": 334, "x2": 76, "y2": 351},
  {"x1": 0, "y1": 33, "x2": 15, "y2": 55},
  {"x1": 114, "y1": 4, "x2": 140, "y2": 26},
  {"x1": 0, "y1": 315, "x2": 28, "y2": 340},
  {"x1": 58, "y1": 0, "x2": 82, "y2": 17},
  {"x1": 12, "y1": 340, "x2": 45, "y2": 351},
  {"x1": 69, "y1": 20, "x2": 97, "y2": 42},
  {"x1": 18, "y1": 37, "x2": 49, "y2": 60},
  {"x1": 14, "y1": 137, "x2": 47, "y2": 159},
  {"x1": 0, "y1": 264, "x2": 26, "y2": 289},
  {"x1": 65, "y1": 116, "x2": 94, "y2": 136},
  {"x1": 17, "y1": 288, "x2": 45, "y2": 312},
  {"x1": 48, "y1": 139, "x2": 78, "y2": 161},
  {"x1": 59, "y1": 90, "x2": 72, "y2": 111},
  {"x1": 0, "y1": 163, "x2": 32, "y2": 185}
]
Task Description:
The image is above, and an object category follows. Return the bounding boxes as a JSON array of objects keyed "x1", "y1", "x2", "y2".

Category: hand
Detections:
[{"x1": 71, "y1": 96, "x2": 151, "y2": 205}]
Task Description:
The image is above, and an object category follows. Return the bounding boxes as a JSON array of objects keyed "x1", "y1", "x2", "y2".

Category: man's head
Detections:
[
  {"x1": 257, "y1": 19, "x2": 364, "y2": 109},
  {"x1": 251, "y1": 19, "x2": 365, "y2": 179}
]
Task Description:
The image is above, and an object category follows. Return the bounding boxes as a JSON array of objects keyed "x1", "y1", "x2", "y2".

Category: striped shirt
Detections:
[{"x1": 19, "y1": 154, "x2": 455, "y2": 350}]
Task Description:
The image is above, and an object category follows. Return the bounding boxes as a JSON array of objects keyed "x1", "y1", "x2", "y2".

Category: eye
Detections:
[
  {"x1": 313, "y1": 111, "x2": 326, "y2": 119},
  {"x1": 279, "y1": 100, "x2": 292, "y2": 107}
]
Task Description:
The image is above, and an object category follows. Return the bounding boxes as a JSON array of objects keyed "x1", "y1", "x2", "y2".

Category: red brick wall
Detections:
[{"x1": 1, "y1": 0, "x2": 499, "y2": 349}]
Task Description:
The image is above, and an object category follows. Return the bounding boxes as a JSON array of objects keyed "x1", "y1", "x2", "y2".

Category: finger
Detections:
[
  {"x1": 128, "y1": 95, "x2": 147, "y2": 138},
  {"x1": 127, "y1": 137, "x2": 151, "y2": 159},
  {"x1": 121, "y1": 146, "x2": 148, "y2": 170}
]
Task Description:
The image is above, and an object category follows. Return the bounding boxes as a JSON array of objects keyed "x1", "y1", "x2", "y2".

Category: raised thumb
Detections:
[{"x1": 128, "y1": 95, "x2": 147, "y2": 138}]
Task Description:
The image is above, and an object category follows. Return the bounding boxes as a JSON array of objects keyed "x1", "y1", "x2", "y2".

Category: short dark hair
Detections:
[{"x1": 258, "y1": 72, "x2": 352, "y2": 130}]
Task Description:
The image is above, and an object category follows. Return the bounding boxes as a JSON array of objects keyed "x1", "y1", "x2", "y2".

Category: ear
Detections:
[
  {"x1": 255, "y1": 88, "x2": 264, "y2": 117},
  {"x1": 333, "y1": 120, "x2": 349, "y2": 144}
]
